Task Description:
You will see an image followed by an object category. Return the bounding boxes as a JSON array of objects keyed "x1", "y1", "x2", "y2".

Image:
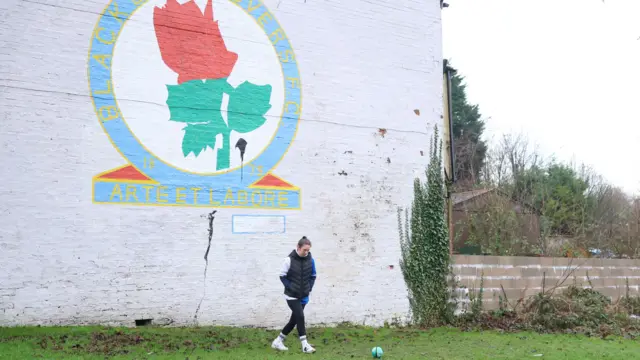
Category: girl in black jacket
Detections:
[{"x1": 271, "y1": 236, "x2": 317, "y2": 353}]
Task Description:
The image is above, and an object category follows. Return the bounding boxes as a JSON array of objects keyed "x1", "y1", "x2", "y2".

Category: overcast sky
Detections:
[{"x1": 442, "y1": 0, "x2": 640, "y2": 195}]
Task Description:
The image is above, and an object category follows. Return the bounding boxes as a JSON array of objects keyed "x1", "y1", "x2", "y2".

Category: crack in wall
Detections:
[{"x1": 193, "y1": 210, "x2": 217, "y2": 325}]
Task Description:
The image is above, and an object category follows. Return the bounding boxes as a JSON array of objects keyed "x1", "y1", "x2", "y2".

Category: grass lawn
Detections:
[{"x1": 0, "y1": 325, "x2": 638, "y2": 359}]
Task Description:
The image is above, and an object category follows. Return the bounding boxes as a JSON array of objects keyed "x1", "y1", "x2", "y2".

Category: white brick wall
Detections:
[{"x1": 0, "y1": 0, "x2": 443, "y2": 327}]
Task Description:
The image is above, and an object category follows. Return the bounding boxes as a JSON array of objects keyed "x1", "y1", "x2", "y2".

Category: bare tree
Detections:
[{"x1": 482, "y1": 132, "x2": 542, "y2": 189}]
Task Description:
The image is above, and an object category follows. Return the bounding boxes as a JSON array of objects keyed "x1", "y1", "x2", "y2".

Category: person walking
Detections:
[{"x1": 271, "y1": 236, "x2": 317, "y2": 353}]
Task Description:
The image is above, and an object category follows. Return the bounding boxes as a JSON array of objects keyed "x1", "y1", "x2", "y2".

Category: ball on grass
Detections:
[{"x1": 371, "y1": 346, "x2": 383, "y2": 358}]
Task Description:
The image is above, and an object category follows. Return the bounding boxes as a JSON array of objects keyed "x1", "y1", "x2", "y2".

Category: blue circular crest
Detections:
[{"x1": 88, "y1": 0, "x2": 301, "y2": 188}]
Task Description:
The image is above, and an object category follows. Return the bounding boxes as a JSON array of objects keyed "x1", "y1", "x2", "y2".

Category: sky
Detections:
[{"x1": 442, "y1": 0, "x2": 640, "y2": 195}]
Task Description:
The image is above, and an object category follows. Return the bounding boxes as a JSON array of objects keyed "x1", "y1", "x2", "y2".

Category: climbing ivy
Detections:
[{"x1": 398, "y1": 126, "x2": 453, "y2": 326}]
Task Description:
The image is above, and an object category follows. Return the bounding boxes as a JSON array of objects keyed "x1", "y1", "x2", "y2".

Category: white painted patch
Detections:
[{"x1": 232, "y1": 215, "x2": 285, "y2": 234}]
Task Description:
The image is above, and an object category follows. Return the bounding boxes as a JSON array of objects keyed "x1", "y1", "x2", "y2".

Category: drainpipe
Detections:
[{"x1": 442, "y1": 59, "x2": 456, "y2": 255}]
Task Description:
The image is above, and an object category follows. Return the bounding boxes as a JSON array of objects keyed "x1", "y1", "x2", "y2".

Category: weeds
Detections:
[
  {"x1": 456, "y1": 271, "x2": 640, "y2": 338},
  {"x1": 621, "y1": 277, "x2": 640, "y2": 316}
]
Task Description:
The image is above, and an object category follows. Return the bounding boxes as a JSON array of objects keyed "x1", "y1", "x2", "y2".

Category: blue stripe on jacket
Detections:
[{"x1": 302, "y1": 258, "x2": 317, "y2": 304}]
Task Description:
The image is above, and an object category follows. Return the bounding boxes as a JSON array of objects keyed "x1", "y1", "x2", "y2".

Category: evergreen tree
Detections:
[{"x1": 450, "y1": 69, "x2": 487, "y2": 187}]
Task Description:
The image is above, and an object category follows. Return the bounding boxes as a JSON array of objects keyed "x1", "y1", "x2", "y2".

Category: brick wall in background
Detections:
[
  {"x1": 0, "y1": 0, "x2": 443, "y2": 327},
  {"x1": 453, "y1": 255, "x2": 640, "y2": 310}
]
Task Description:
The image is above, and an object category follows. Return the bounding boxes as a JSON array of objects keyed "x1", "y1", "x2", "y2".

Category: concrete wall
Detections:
[
  {"x1": 453, "y1": 255, "x2": 640, "y2": 310},
  {"x1": 0, "y1": 0, "x2": 443, "y2": 326}
]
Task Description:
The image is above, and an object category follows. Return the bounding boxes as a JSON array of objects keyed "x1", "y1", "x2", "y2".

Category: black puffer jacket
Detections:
[{"x1": 282, "y1": 250, "x2": 315, "y2": 299}]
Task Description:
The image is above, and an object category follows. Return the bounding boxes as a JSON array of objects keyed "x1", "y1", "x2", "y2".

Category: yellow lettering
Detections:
[
  {"x1": 285, "y1": 101, "x2": 300, "y2": 115},
  {"x1": 286, "y1": 77, "x2": 300, "y2": 89},
  {"x1": 176, "y1": 187, "x2": 187, "y2": 204},
  {"x1": 132, "y1": 0, "x2": 148, "y2": 5},
  {"x1": 279, "y1": 49, "x2": 295, "y2": 63},
  {"x1": 277, "y1": 191, "x2": 288, "y2": 208},
  {"x1": 191, "y1": 187, "x2": 201, "y2": 204},
  {"x1": 94, "y1": 80, "x2": 112, "y2": 95},
  {"x1": 264, "y1": 191, "x2": 276, "y2": 207},
  {"x1": 143, "y1": 157, "x2": 155, "y2": 169},
  {"x1": 251, "y1": 190, "x2": 263, "y2": 205},
  {"x1": 107, "y1": 3, "x2": 129, "y2": 24},
  {"x1": 209, "y1": 189, "x2": 221, "y2": 205},
  {"x1": 157, "y1": 186, "x2": 168, "y2": 203},
  {"x1": 237, "y1": 190, "x2": 248, "y2": 205},
  {"x1": 92, "y1": 54, "x2": 111, "y2": 69},
  {"x1": 270, "y1": 28, "x2": 286, "y2": 45},
  {"x1": 224, "y1": 189, "x2": 235, "y2": 205},
  {"x1": 95, "y1": 27, "x2": 116, "y2": 45},
  {"x1": 125, "y1": 185, "x2": 138, "y2": 202},
  {"x1": 257, "y1": 11, "x2": 272, "y2": 28},
  {"x1": 141, "y1": 185, "x2": 153, "y2": 202},
  {"x1": 98, "y1": 106, "x2": 120, "y2": 122},
  {"x1": 109, "y1": 184, "x2": 122, "y2": 201},
  {"x1": 247, "y1": 0, "x2": 261, "y2": 12},
  {"x1": 248, "y1": 163, "x2": 264, "y2": 176}
]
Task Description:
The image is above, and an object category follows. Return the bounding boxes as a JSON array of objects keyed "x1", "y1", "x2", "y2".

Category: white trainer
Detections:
[
  {"x1": 271, "y1": 338, "x2": 288, "y2": 351},
  {"x1": 302, "y1": 342, "x2": 316, "y2": 353}
]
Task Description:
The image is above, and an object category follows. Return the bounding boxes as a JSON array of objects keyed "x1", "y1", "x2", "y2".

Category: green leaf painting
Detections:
[
  {"x1": 227, "y1": 81, "x2": 272, "y2": 133},
  {"x1": 165, "y1": 79, "x2": 272, "y2": 171},
  {"x1": 181, "y1": 123, "x2": 219, "y2": 158}
]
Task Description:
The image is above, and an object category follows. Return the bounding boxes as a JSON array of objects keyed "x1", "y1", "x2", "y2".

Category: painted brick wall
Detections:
[
  {"x1": 0, "y1": 0, "x2": 443, "y2": 327},
  {"x1": 453, "y1": 255, "x2": 640, "y2": 310}
]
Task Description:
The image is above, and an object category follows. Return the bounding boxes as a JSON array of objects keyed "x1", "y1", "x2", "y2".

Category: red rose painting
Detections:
[{"x1": 153, "y1": 0, "x2": 238, "y2": 84}]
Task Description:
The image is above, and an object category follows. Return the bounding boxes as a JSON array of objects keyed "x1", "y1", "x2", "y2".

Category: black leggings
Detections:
[{"x1": 282, "y1": 299, "x2": 306, "y2": 337}]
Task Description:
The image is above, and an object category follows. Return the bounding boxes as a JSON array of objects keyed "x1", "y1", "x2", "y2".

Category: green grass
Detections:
[{"x1": 0, "y1": 325, "x2": 638, "y2": 359}]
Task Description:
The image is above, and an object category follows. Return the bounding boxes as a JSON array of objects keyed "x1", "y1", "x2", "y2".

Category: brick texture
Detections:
[{"x1": 0, "y1": 0, "x2": 443, "y2": 327}]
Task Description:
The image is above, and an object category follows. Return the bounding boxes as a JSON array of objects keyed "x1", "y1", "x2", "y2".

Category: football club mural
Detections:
[{"x1": 88, "y1": 0, "x2": 302, "y2": 209}]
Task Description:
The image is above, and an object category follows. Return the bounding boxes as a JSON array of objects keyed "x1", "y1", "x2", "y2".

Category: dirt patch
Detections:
[
  {"x1": 37, "y1": 336, "x2": 65, "y2": 351},
  {"x1": 85, "y1": 330, "x2": 145, "y2": 355}
]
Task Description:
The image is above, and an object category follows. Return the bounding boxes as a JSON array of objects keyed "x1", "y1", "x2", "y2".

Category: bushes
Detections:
[
  {"x1": 526, "y1": 286, "x2": 612, "y2": 331},
  {"x1": 458, "y1": 281, "x2": 640, "y2": 338}
]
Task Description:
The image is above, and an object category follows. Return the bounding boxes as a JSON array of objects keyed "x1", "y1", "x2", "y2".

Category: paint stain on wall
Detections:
[{"x1": 194, "y1": 209, "x2": 217, "y2": 325}]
